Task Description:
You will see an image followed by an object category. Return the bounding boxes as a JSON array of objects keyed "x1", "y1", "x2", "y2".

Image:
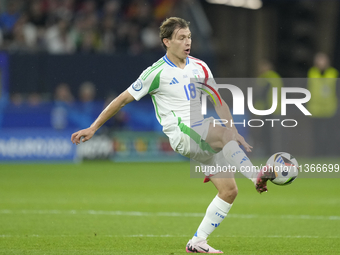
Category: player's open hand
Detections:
[
  {"x1": 236, "y1": 133, "x2": 253, "y2": 152},
  {"x1": 71, "y1": 127, "x2": 96, "y2": 145}
]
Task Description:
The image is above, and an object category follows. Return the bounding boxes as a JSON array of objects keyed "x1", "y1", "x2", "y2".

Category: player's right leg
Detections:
[{"x1": 204, "y1": 123, "x2": 269, "y2": 193}]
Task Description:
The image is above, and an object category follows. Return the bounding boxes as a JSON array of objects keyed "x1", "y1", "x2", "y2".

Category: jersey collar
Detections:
[{"x1": 163, "y1": 54, "x2": 189, "y2": 67}]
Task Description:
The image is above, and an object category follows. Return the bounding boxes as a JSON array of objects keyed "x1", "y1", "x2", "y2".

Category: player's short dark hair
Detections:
[{"x1": 159, "y1": 17, "x2": 190, "y2": 50}]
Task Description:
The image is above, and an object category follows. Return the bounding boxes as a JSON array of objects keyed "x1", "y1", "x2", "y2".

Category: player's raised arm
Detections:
[{"x1": 71, "y1": 89, "x2": 135, "y2": 145}]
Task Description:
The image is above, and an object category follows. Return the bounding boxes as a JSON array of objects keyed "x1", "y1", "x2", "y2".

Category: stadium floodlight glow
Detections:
[
  {"x1": 231, "y1": 0, "x2": 246, "y2": 7},
  {"x1": 245, "y1": 0, "x2": 262, "y2": 9},
  {"x1": 206, "y1": 0, "x2": 262, "y2": 9}
]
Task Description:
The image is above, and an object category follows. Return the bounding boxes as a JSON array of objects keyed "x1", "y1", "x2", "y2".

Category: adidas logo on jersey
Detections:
[{"x1": 169, "y1": 77, "x2": 179, "y2": 85}]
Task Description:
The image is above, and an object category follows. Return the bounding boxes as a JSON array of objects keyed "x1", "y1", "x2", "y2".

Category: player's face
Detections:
[{"x1": 167, "y1": 27, "x2": 191, "y2": 60}]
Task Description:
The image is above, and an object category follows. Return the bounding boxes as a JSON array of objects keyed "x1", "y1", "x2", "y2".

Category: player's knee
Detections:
[
  {"x1": 221, "y1": 129, "x2": 235, "y2": 146},
  {"x1": 218, "y1": 185, "x2": 238, "y2": 203},
  {"x1": 230, "y1": 185, "x2": 238, "y2": 200}
]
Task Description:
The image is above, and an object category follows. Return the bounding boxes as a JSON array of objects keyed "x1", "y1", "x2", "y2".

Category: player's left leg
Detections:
[{"x1": 186, "y1": 172, "x2": 236, "y2": 254}]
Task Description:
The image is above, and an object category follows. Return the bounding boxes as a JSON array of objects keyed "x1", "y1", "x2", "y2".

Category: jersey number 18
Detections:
[{"x1": 183, "y1": 83, "x2": 196, "y2": 100}]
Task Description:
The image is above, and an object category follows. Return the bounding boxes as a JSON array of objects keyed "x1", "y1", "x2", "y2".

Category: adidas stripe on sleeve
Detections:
[{"x1": 127, "y1": 58, "x2": 165, "y2": 101}]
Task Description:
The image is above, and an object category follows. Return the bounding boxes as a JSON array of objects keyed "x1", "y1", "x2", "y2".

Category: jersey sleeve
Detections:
[
  {"x1": 198, "y1": 61, "x2": 217, "y2": 89},
  {"x1": 205, "y1": 66, "x2": 220, "y2": 101},
  {"x1": 127, "y1": 61, "x2": 164, "y2": 101},
  {"x1": 127, "y1": 67, "x2": 152, "y2": 101},
  {"x1": 194, "y1": 60, "x2": 221, "y2": 106}
]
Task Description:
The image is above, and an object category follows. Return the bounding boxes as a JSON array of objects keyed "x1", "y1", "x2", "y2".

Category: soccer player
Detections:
[{"x1": 71, "y1": 17, "x2": 270, "y2": 254}]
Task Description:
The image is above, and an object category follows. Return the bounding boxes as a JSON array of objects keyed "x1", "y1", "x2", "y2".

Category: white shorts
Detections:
[{"x1": 166, "y1": 117, "x2": 232, "y2": 177}]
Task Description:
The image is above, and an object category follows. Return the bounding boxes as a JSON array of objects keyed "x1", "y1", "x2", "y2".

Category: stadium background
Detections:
[
  {"x1": 0, "y1": 1, "x2": 339, "y2": 254},
  {"x1": 0, "y1": 0, "x2": 339, "y2": 161}
]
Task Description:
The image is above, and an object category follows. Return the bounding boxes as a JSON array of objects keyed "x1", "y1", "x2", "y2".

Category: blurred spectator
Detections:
[
  {"x1": 0, "y1": 0, "x2": 182, "y2": 54},
  {"x1": 78, "y1": 29, "x2": 100, "y2": 53},
  {"x1": 79, "y1": 81, "x2": 96, "y2": 103},
  {"x1": 27, "y1": 0, "x2": 47, "y2": 46},
  {"x1": 11, "y1": 93, "x2": 24, "y2": 107},
  {"x1": 141, "y1": 21, "x2": 162, "y2": 51},
  {"x1": 54, "y1": 82, "x2": 74, "y2": 103},
  {"x1": 0, "y1": 0, "x2": 22, "y2": 41},
  {"x1": 81, "y1": 12, "x2": 98, "y2": 31},
  {"x1": 77, "y1": 0, "x2": 98, "y2": 17},
  {"x1": 58, "y1": 0, "x2": 75, "y2": 20},
  {"x1": 51, "y1": 83, "x2": 74, "y2": 129},
  {"x1": 27, "y1": 92, "x2": 42, "y2": 107},
  {"x1": 8, "y1": 13, "x2": 38, "y2": 52},
  {"x1": 44, "y1": 17, "x2": 75, "y2": 54},
  {"x1": 102, "y1": 0, "x2": 121, "y2": 20},
  {"x1": 307, "y1": 52, "x2": 338, "y2": 118},
  {"x1": 99, "y1": 15, "x2": 115, "y2": 53},
  {"x1": 127, "y1": 22, "x2": 143, "y2": 55},
  {"x1": 256, "y1": 59, "x2": 283, "y2": 115},
  {"x1": 45, "y1": 0, "x2": 74, "y2": 23},
  {"x1": 100, "y1": 0, "x2": 121, "y2": 52},
  {"x1": 0, "y1": 92, "x2": 9, "y2": 129},
  {"x1": 307, "y1": 52, "x2": 339, "y2": 156},
  {"x1": 117, "y1": 0, "x2": 155, "y2": 54},
  {"x1": 72, "y1": 81, "x2": 97, "y2": 129},
  {"x1": 254, "y1": 59, "x2": 283, "y2": 156},
  {"x1": 127, "y1": 0, "x2": 153, "y2": 28},
  {"x1": 154, "y1": 0, "x2": 178, "y2": 21},
  {"x1": 27, "y1": 0, "x2": 47, "y2": 28},
  {"x1": 72, "y1": 12, "x2": 100, "y2": 52},
  {"x1": 115, "y1": 21, "x2": 132, "y2": 53}
]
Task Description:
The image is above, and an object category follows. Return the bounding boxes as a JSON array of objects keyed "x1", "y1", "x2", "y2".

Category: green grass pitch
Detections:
[{"x1": 0, "y1": 160, "x2": 339, "y2": 254}]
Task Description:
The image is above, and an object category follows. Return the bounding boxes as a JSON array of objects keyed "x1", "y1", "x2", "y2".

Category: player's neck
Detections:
[{"x1": 166, "y1": 52, "x2": 186, "y2": 69}]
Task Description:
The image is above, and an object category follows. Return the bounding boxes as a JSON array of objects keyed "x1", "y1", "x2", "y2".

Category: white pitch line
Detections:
[
  {"x1": 120, "y1": 234, "x2": 340, "y2": 239},
  {"x1": 0, "y1": 234, "x2": 339, "y2": 239},
  {"x1": 0, "y1": 209, "x2": 340, "y2": 221}
]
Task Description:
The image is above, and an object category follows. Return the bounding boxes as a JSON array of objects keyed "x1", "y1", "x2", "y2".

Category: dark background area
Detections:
[{"x1": 2, "y1": 0, "x2": 340, "y2": 96}]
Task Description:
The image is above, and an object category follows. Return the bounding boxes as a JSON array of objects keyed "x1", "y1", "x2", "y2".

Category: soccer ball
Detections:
[{"x1": 266, "y1": 152, "x2": 299, "y2": 185}]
